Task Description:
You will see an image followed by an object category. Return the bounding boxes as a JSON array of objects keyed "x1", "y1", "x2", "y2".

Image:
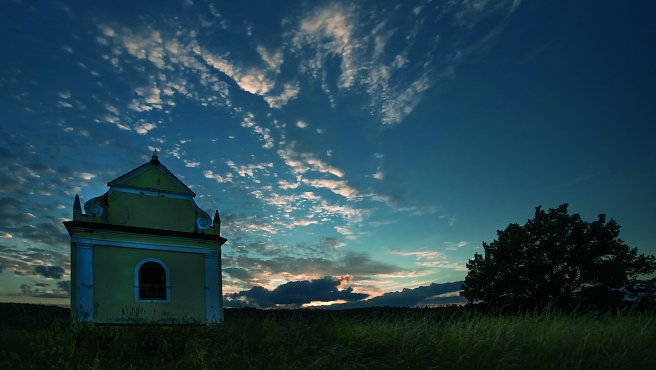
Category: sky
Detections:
[{"x1": 0, "y1": 0, "x2": 655, "y2": 308}]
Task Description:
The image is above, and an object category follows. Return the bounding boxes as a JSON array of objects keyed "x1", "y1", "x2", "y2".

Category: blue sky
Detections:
[{"x1": 0, "y1": 0, "x2": 655, "y2": 307}]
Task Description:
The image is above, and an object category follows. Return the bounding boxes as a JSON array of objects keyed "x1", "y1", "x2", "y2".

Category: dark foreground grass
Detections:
[{"x1": 0, "y1": 304, "x2": 654, "y2": 369}]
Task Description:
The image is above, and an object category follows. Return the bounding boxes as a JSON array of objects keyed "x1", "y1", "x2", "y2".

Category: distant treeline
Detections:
[{"x1": 1, "y1": 301, "x2": 654, "y2": 329}]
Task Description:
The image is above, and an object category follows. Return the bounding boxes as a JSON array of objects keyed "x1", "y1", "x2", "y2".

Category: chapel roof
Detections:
[{"x1": 107, "y1": 151, "x2": 196, "y2": 197}]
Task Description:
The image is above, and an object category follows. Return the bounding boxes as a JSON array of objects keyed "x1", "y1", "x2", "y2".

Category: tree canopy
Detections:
[{"x1": 461, "y1": 204, "x2": 656, "y2": 307}]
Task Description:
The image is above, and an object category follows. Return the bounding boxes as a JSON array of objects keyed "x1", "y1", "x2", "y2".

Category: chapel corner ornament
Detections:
[{"x1": 63, "y1": 152, "x2": 227, "y2": 324}]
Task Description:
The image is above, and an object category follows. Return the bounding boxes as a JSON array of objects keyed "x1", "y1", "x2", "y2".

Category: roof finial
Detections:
[
  {"x1": 150, "y1": 149, "x2": 160, "y2": 164},
  {"x1": 213, "y1": 210, "x2": 221, "y2": 236},
  {"x1": 73, "y1": 194, "x2": 82, "y2": 219},
  {"x1": 73, "y1": 194, "x2": 81, "y2": 211}
]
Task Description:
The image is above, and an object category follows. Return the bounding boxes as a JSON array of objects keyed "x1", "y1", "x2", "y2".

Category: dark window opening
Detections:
[{"x1": 138, "y1": 261, "x2": 166, "y2": 300}]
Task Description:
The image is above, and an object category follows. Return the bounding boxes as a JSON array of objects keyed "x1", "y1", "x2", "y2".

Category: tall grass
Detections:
[{"x1": 0, "y1": 304, "x2": 654, "y2": 369}]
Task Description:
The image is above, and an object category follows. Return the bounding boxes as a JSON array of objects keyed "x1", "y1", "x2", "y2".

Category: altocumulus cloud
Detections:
[{"x1": 224, "y1": 276, "x2": 368, "y2": 308}]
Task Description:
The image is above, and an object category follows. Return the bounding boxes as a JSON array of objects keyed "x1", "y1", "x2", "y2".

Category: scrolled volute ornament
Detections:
[
  {"x1": 196, "y1": 216, "x2": 211, "y2": 229},
  {"x1": 84, "y1": 195, "x2": 106, "y2": 217}
]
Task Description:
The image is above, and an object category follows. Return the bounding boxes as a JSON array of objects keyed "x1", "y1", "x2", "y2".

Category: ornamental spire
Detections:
[
  {"x1": 73, "y1": 194, "x2": 82, "y2": 219},
  {"x1": 73, "y1": 194, "x2": 81, "y2": 211},
  {"x1": 213, "y1": 210, "x2": 221, "y2": 236},
  {"x1": 150, "y1": 149, "x2": 159, "y2": 165}
]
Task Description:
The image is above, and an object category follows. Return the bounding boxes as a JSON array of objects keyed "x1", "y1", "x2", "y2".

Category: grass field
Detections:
[{"x1": 0, "y1": 303, "x2": 654, "y2": 369}]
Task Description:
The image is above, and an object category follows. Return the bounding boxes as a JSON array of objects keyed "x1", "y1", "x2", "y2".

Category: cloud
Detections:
[
  {"x1": 390, "y1": 250, "x2": 444, "y2": 260},
  {"x1": 226, "y1": 160, "x2": 273, "y2": 179},
  {"x1": 77, "y1": 172, "x2": 96, "y2": 180},
  {"x1": 97, "y1": 22, "x2": 233, "y2": 114},
  {"x1": 195, "y1": 45, "x2": 274, "y2": 95},
  {"x1": 288, "y1": 1, "x2": 519, "y2": 125},
  {"x1": 184, "y1": 160, "x2": 201, "y2": 168},
  {"x1": 203, "y1": 169, "x2": 233, "y2": 183},
  {"x1": 57, "y1": 90, "x2": 71, "y2": 99},
  {"x1": 0, "y1": 195, "x2": 70, "y2": 246},
  {"x1": 388, "y1": 249, "x2": 467, "y2": 271},
  {"x1": 56, "y1": 280, "x2": 71, "y2": 295},
  {"x1": 278, "y1": 180, "x2": 300, "y2": 190},
  {"x1": 302, "y1": 178, "x2": 357, "y2": 199},
  {"x1": 230, "y1": 217, "x2": 280, "y2": 235},
  {"x1": 256, "y1": 45, "x2": 284, "y2": 72},
  {"x1": 291, "y1": 2, "x2": 435, "y2": 125},
  {"x1": 222, "y1": 249, "x2": 405, "y2": 290},
  {"x1": 240, "y1": 113, "x2": 274, "y2": 149},
  {"x1": 33, "y1": 265, "x2": 65, "y2": 279},
  {"x1": 0, "y1": 245, "x2": 70, "y2": 279},
  {"x1": 134, "y1": 122, "x2": 157, "y2": 135},
  {"x1": 293, "y1": 3, "x2": 359, "y2": 89},
  {"x1": 263, "y1": 82, "x2": 300, "y2": 109},
  {"x1": 310, "y1": 201, "x2": 364, "y2": 223},
  {"x1": 224, "y1": 276, "x2": 368, "y2": 308},
  {"x1": 224, "y1": 267, "x2": 254, "y2": 282},
  {"x1": 193, "y1": 43, "x2": 297, "y2": 108},
  {"x1": 19, "y1": 281, "x2": 70, "y2": 299},
  {"x1": 377, "y1": 71, "x2": 433, "y2": 125},
  {"x1": 330, "y1": 281, "x2": 466, "y2": 308},
  {"x1": 277, "y1": 142, "x2": 345, "y2": 178}
]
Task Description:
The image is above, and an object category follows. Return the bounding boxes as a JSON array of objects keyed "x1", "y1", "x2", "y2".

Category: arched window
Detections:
[{"x1": 134, "y1": 259, "x2": 170, "y2": 302}]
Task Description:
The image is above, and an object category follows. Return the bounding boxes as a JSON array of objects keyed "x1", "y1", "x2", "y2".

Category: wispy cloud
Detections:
[
  {"x1": 390, "y1": 250, "x2": 444, "y2": 260},
  {"x1": 240, "y1": 113, "x2": 274, "y2": 149},
  {"x1": 388, "y1": 248, "x2": 467, "y2": 272},
  {"x1": 277, "y1": 141, "x2": 345, "y2": 178},
  {"x1": 288, "y1": 1, "x2": 519, "y2": 125},
  {"x1": 302, "y1": 178, "x2": 358, "y2": 199},
  {"x1": 293, "y1": 4, "x2": 359, "y2": 89},
  {"x1": 203, "y1": 169, "x2": 233, "y2": 183}
]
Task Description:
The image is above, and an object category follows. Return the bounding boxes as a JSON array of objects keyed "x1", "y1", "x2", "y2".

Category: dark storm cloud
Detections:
[
  {"x1": 0, "y1": 169, "x2": 70, "y2": 247},
  {"x1": 0, "y1": 186, "x2": 70, "y2": 248},
  {"x1": 294, "y1": 237, "x2": 345, "y2": 258},
  {"x1": 14, "y1": 221, "x2": 70, "y2": 246},
  {"x1": 0, "y1": 217, "x2": 70, "y2": 247},
  {"x1": 223, "y1": 267, "x2": 254, "y2": 282},
  {"x1": 33, "y1": 265, "x2": 65, "y2": 279},
  {"x1": 224, "y1": 276, "x2": 368, "y2": 308},
  {"x1": 272, "y1": 277, "x2": 367, "y2": 304},
  {"x1": 19, "y1": 282, "x2": 70, "y2": 299},
  {"x1": 57, "y1": 280, "x2": 71, "y2": 295},
  {"x1": 0, "y1": 245, "x2": 70, "y2": 277},
  {"x1": 0, "y1": 128, "x2": 119, "y2": 200},
  {"x1": 330, "y1": 281, "x2": 466, "y2": 309},
  {"x1": 338, "y1": 251, "x2": 401, "y2": 276}
]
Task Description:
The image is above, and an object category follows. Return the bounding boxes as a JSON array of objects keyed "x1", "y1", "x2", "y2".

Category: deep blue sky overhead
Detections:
[{"x1": 0, "y1": 0, "x2": 655, "y2": 307}]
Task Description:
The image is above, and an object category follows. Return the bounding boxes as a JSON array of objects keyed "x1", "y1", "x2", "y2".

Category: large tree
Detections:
[{"x1": 461, "y1": 204, "x2": 655, "y2": 306}]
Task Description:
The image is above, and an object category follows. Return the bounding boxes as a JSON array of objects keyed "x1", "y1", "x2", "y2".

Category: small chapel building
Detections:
[{"x1": 64, "y1": 152, "x2": 227, "y2": 324}]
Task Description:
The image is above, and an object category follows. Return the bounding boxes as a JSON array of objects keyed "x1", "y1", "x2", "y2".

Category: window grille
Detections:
[{"x1": 138, "y1": 261, "x2": 167, "y2": 300}]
